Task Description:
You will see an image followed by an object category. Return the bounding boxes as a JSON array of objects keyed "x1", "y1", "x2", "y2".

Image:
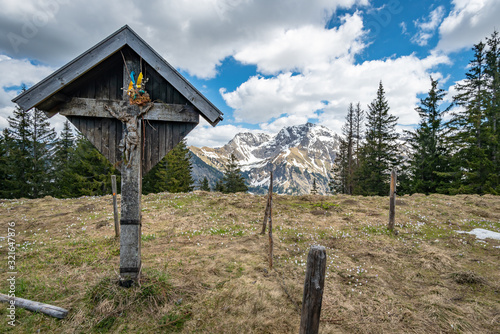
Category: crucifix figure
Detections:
[{"x1": 105, "y1": 102, "x2": 154, "y2": 167}]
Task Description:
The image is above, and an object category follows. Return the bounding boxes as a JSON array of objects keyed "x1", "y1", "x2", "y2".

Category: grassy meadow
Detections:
[{"x1": 0, "y1": 192, "x2": 499, "y2": 333}]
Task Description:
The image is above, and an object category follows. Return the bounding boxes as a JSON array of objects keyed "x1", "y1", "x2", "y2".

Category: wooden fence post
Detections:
[
  {"x1": 0, "y1": 293, "x2": 68, "y2": 319},
  {"x1": 111, "y1": 175, "x2": 120, "y2": 238},
  {"x1": 268, "y1": 172, "x2": 274, "y2": 270},
  {"x1": 299, "y1": 245, "x2": 326, "y2": 334},
  {"x1": 261, "y1": 171, "x2": 273, "y2": 235},
  {"x1": 388, "y1": 168, "x2": 397, "y2": 232}
]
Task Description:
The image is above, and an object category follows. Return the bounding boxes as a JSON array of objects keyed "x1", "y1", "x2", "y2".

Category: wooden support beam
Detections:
[
  {"x1": 0, "y1": 293, "x2": 68, "y2": 319},
  {"x1": 299, "y1": 246, "x2": 327, "y2": 334},
  {"x1": 58, "y1": 97, "x2": 199, "y2": 123}
]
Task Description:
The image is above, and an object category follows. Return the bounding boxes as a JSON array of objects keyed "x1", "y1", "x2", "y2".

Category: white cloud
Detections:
[
  {"x1": 0, "y1": 55, "x2": 54, "y2": 132},
  {"x1": 222, "y1": 52, "x2": 450, "y2": 136},
  {"x1": 437, "y1": 0, "x2": 500, "y2": 52},
  {"x1": 411, "y1": 6, "x2": 445, "y2": 46},
  {"x1": 186, "y1": 119, "x2": 264, "y2": 148}
]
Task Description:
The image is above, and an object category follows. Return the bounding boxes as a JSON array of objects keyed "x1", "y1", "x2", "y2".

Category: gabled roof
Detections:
[{"x1": 12, "y1": 25, "x2": 223, "y2": 126}]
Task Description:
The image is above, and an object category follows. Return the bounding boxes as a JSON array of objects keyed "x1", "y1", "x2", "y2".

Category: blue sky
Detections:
[{"x1": 0, "y1": 0, "x2": 499, "y2": 147}]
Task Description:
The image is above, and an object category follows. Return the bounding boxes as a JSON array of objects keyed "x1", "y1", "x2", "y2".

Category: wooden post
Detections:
[
  {"x1": 0, "y1": 293, "x2": 68, "y2": 319},
  {"x1": 261, "y1": 171, "x2": 273, "y2": 234},
  {"x1": 111, "y1": 175, "x2": 120, "y2": 238},
  {"x1": 119, "y1": 58, "x2": 142, "y2": 285},
  {"x1": 299, "y1": 245, "x2": 326, "y2": 334},
  {"x1": 268, "y1": 171, "x2": 273, "y2": 270},
  {"x1": 388, "y1": 168, "x2": 397, "y2": 232}
]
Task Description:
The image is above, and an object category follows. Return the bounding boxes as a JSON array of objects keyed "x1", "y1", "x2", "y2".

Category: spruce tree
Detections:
[
  {"x1": 221, "y1": 153, "x2": 248, "y2": 193},
  {"x1": 331, "y1": 137, "x2": 348, "y2": 194},
  {"x1": 142, "y1": 157, "x2": 168, "y2": 194},
  {"x1": 406, "y1": 77, "x2": 451, "y2": 194},
  {"x1": 449, "y1": 41, "x2": 492, "y2": 194},
  {"x1": 343, "y1": 103, "x2": 355, "y2": 194},
  {"x1": 164, "y1": 139, "x2": 194, "y2": 193},
  {"x1": 354, "y1": 81, "x2": 399, "y2": 196},
  {"x1": 69, "y1": 134, "x2": 118, "y2": 196},
  {"x1": 5, "y1": 103, "x2": 32, "y2": 198},
  {"x1": 200, "y1": 177, "x2": 210, "y2": 191},
  {"x1": 53, "y1": 120, "x2": 77, "y2": 198},
  {"x1": 485, "y1": 31, "x2": 500, "y2": 192},
  {"x1": 311, "y1": 178, "x2": 318, "y2": 194},
  {"x1": 0, "y1": 131, "x2": 11, "y2": 198},
  {"x1": 30, "y1": 108, "x2": 57, "y2": 198}
]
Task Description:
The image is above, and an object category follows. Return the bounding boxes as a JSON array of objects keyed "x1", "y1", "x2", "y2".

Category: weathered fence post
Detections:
[
  {"x1": 388, "y1": 168, "x2": 397, "y2": 232},
  {"x1": 268, "y1": 172, "x2": 274, "y2": 270},
  {"x1": 261, "y1": 171, "x2": 273, "y2": 235},
  {"x1": 111, "y1": 175, "x2": 120, "y2": 238},
  {"x1": 299, "y1": 245, "x2": 326, "y2": 334},
  {"x1": 0, "y1": 293, "x2": 68, "y2": 319}
]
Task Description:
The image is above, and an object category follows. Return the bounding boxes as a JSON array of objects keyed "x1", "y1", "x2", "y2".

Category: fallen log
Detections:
[{"x1": 0, "y1": 293, "x2": 68, "y2": 319}]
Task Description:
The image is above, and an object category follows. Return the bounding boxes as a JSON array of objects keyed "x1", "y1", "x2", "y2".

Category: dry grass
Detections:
[{"x1": 0, "y1": 192, "x2": 499, "y2": 333}]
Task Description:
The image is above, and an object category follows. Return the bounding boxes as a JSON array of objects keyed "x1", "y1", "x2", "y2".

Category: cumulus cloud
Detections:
[
  {"x1": 0, "y1": 55, "x2": 54, "y2": 131},
  {"x1": 437, "y1": 0, "x2": 500, "y2": 52},
  {"x1": 411, "y1": 6, "x2": 445, "y2": 46},
  {"x1": 186, "y1": 119, "x2": 266, "y2": 148}
]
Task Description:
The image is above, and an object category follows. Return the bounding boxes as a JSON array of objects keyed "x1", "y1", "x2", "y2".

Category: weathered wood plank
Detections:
[
  {"x1": 13, "y1": 28, "x2": 128, "y2": 111},
  {"x1": 0, "y1": 293, "x2": 68, "y2": 319},
  {"x1": 100, "y1": 117, "x2": 110, "y2": 160},
  {"x1": 59, "y1": 98, "x2": 199, "y2": 123},
  {"x1": 299, "y1": 246, "x2": 326, "y2": 334}
]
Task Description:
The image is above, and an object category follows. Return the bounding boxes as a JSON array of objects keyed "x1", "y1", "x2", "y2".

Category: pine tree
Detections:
[
  {"x1": 406, "y1": 77, "x2": 452, "y2": 194},
  {"x1": 164, "y1": 139, "x2": 194, "y2": 193},
  {"x1": 449, "y1": 41, "x2": 492, "y2": 194},
  {"x1": 353, "y1": 102, "x2": 365, "y2": 168},
  {"x1": 69, "y1": 134, "x2": 118, "y2": 196},
  {"x1": 5, "y1": 103, "x2": 32, "y2": 198},
  {"x1": 0, "y1": 131, "x2": 11, "y2": 198},
  {"x1": 485, "y1": 30, "x2": 500, "y2": 193},
  {"x1": 354, "y1": 81, "x2": 399, "y2": 196},
  {"x1": 142, "y1": 157, "x2": 168, "y2": 194},
  {"x1": 343, "y1": 103, "x2": 355, "y2": 194},
  {"x1": 29, "y1": 108, "x2": 57, "y2": 198},
  {"x1": 311, "y1": 178, "x2": 318, "y2": 194},
  {"x1": 53, "y1": 120, "x2": 77, "y2": 198},
  {"x1": 331, "y1": 137, "x2": 348, "y2": 194},
  {"x1": 213, "y1": 179, "x2": 224, "y2": 192},
  {"x1": 200, "y1": 177, "x2": 210, "y2": 191},
  {"x1": 221, "y1": 153, "x2": 248, "y2": 193}
]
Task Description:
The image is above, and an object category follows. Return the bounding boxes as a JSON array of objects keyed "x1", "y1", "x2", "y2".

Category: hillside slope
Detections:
[{"x1": 1, "y1": 193, "x2": 499, "y2": 333}]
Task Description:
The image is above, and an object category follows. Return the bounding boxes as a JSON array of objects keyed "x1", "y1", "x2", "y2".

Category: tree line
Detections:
[
  {"x1": 0, "y1": 94, "x2": 248, "y2": 199},
  {"x1": 330, "y1": 31, "x2": 500, "y2": 196}
]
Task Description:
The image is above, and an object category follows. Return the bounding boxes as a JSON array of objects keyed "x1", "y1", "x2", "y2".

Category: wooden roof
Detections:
[{"x1": 12, "y1": 25, "x2": 223, "y2": 126}]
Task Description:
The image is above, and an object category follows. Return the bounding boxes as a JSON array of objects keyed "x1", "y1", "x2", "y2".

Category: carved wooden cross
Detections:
[{"x1": 12, "y1": 26, "x2": 223, "y2": 285}]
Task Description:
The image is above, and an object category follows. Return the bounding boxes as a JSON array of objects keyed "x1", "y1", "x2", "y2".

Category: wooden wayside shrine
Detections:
[{"x1": 13, "y1": 25, "x2": 223, "y2": 285}]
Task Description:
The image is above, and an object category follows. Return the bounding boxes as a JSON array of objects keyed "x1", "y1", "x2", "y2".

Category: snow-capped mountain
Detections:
[{"x1": 189, "y1": 123, "x2": 341, "y2": 194}]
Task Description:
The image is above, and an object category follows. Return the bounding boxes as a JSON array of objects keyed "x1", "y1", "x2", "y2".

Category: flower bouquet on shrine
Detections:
[{"x1": 126, "y1": 71, "x2": 151, "y2": 106}]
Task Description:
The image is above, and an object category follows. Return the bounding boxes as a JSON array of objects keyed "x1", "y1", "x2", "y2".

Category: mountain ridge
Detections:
[{"x1": 189, "y1": 123, "x2": 340, "y2": 194}]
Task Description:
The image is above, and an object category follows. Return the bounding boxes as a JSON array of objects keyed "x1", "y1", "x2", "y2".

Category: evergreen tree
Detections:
[
  {"x1": 200, "y1": 177, "x2": 210, "y2": 191},
  {"x1": 213, "y1": 179, "x2": 224, "y2": 192},
  {"x1": 142, "y1": 157, "x2": 168, "y2": 194},
  {"x1": 330, "y1": 137, "x2": 348, "y2": 194},
  {"x1": 353, "y1": 102, "x2": 365, "y2": 167},
  {"x1": 165, "y1": 139, "x2": 194, "y2": 193},
  {"x1": 311, "y1": 178, "x2": 318, "y2": 194},
  {"x1": 354, "y1": 81, "x2": 399, "y2": 196},
  {"x1": 221, "y1": 153, "x2": 248, "y2": 193},
  {"x1": 406, "y1": 77, "x2": 452, "y2": 194},
  {"x1": 343, "y1": 103, "x2": 355, "y2": 194},
  {"x1": 69, "y1": 134, "x2": 118, "y2": 196},
  {"x1": 0, "y1": 131, "x2": 11, "y2": 198},
  {"x1": 485, "y1": 31, "x2": 500, "y2": 192},
  {"x1": 53, "y1": 120, "x2": 77, "y2": 198},
  {"x1": 29, "y1": 108, "x2": 57, "y2": 198},
  {"x1": 449, "y1": 41, "x2": 492, "y2": 193},
  {"x1": 5, "y1": 103, "x2": 32, "y2": 198}
]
